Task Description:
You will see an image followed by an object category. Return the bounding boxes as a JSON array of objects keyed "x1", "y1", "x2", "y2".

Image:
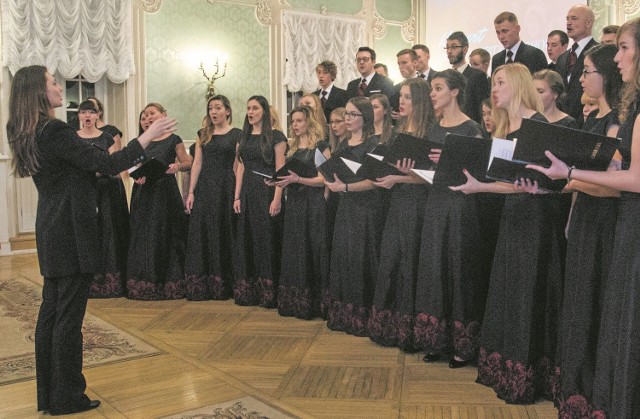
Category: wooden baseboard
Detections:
[{"x1": 9, "y1": 233, "x2": 36, "y2": 251}]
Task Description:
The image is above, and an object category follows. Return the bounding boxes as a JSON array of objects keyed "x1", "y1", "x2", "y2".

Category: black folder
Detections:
[
  {"x1": 383, "y1": 133, "x2": 439, "y2": 169},
  {"x1": 486, "y1": 158, "x2": 567, "y2": 192},
  {"x1": 431, "y1": 134, "x2": 493, "y2": 186},
  {"x1": 514, "y1": 118, "x2": 618, "y2": 170},
  {"x1": 129, "y1": 157, "x2": 168, "y2": 183},
  {"x1": 274, "y1": 157, "x2": 318, "y2": 179},
  {"x1": 356, "y1": 154, "x2": 404, "y2": 180},
  {"x1": 317, "y1": 155, "x2": 363, "y2": 184}
]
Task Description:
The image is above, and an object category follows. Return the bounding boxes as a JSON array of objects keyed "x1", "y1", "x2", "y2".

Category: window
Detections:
[{"x1": 65, "y1": 75, "x2": 96, "y2": 129}]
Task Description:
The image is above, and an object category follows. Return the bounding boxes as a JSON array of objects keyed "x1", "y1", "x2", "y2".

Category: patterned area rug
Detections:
[
  {"x1": 160, "y1": 396, "x2": 299, "y2": 419},
  {"x1": 0, "y1": 276, "x2": 161, "y2": 385}
]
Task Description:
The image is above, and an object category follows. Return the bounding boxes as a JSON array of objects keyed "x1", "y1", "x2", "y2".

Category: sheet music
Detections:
[
  {"x1": 410, "y1": 169, "x2": 435, "y2": 184},
  {"x1": 367, "y1": 153, "x2": 385, "y2": 161},
  {"x1": 488, "y1": 138, "x2": 516, "y2": 169},
  {"x1": 341, "y1": 157, "x2": 362, "y2": 174},
  {"x1": 314, "y1": 148, "x2": 327, "y2": 167}
]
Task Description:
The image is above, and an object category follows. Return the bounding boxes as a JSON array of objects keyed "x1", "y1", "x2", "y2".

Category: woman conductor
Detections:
[{"x1": 6, "y1": 65, "x2": 175, "y2": 415}]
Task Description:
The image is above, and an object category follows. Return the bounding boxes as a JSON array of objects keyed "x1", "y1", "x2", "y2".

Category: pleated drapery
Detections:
[
  {"x1": 2, "y1": 0, "x2": 134, "y2": 83},
  {"x1": 283, "y1": 10, "x2": 365, "y2": 93}
]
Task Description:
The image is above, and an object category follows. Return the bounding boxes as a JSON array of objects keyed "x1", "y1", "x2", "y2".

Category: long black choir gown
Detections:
[
  {"x1": 83, "y1": 132, "x2": 130, "y2": 298},
  {"x1": 476, "y1": 113, "x2": 568, "y2": 404},
  {"x1": 557, "y1": 111, "x2": 619, "y2": 416},
  {"x1": 368, "y1": 135, "x2": 430, "y2": 350},
  {"x1": 127, "y1": 134, "x2": 187, "y2": 300},
  {"x1": 278, "y1": 142, "x2": 331, "y2": 319},
  {"x1": 184, "y1": 128, "x2": 242, "y2": 300},
  {"x1": 412, "y1": 120, "x2": 490, "y2": 360},
  {"x1": 591, "y1": 101, "x2": 640, "y2": 419},
  {"x1": 326, "y1": 136, "x2": 384, "y2": 336},
  {"x1": 234, "y1": 130, "x2": 287, "y2": 307}
]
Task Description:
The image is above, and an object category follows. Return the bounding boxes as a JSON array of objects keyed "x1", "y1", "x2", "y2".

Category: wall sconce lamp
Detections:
[{"x1": 199, "y1": 58, "x2": 228, "y2": 100}]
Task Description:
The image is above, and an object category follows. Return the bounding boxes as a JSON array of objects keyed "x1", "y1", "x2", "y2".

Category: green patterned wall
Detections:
[
  {"x1": 144, "y1": 0, "x2": 413, "y2": 138},
  {"x1": 374, "y1": 25, "x2": 412, "y2": 84},
  {"x1": 145, "y1": 1, "x2": 269, "y2": 139}
]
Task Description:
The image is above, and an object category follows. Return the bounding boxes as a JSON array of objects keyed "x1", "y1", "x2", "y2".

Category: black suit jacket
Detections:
[
  {"x1": 33, "y1": 119, "x2": 145, "y2": 277},
  {"x1": 346, "y1": 73, "x2": 395, "y2": 100},
  {"x1": 422, "y1": 68, "x2": 439, "y2": 83},
  {"x1": 556, "y1": 38, "x2": 599, "y2": 122},
  {"x1": 491, "y1": 42, "x2": 548, "y2": 75},
  {"x1": 314, "y1": 86, "x2": 348, "y2": 122},
  {"x1": 461, "y1": 66, "x2": 490, "y2": 124}
]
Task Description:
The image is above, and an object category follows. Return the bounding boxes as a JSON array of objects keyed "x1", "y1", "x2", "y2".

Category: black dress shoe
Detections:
[
  {"x1": 448, "y1": 357, "x2": 472, "y2": 368},
  {"x1": 80, "y1": 399, "x2": 101, "y2": 412},
  {"x1": 50, "y1": 400, "x2": 101, "y2": 416},
  {"x1": 422, "y1": 353, "x2": 441, "y2": 363}
]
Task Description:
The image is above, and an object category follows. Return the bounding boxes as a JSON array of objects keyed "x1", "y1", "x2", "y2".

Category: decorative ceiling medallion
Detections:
[
  {"x1": 401, "y1": 15, "x2": 415, "y2": 43},
  {"x1": 141, "y1": 0, "x2": 162, "y2": 13}
]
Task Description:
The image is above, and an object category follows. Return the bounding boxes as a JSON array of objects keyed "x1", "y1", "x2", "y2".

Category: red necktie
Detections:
[
  {"x1": 358, "y1": 79, "x2": 367, "y2": 96},
  {"x1": 568, "y1": 42, "x2": 579, "y2": 74}
]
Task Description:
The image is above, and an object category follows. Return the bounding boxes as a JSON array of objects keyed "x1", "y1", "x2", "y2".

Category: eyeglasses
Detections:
[
  {"x1": 330, "y1": 119, "x2": 344, "y2": 124},
  {"x1": 355, "y1": 57, "x2": 371, "y2": 63},
  {"x1": 444, "y1": 45, "x2": 463, "y2": 51},
  {"x1": 582, "y1": 68, "x2": 600, "y2": 76},
  {"x1": 343, "y1": 111, "x2": 363, "y2": 119}
]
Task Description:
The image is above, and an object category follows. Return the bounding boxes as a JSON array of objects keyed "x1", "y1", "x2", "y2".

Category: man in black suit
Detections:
[
  {"x1": 555, "y1": 4, "x2": 597, "y2": 123},
  {"x1": 346, "y1": 46, "x2": 394, "y2": 100},
  {"x1": 491, "y1": 11, "x2": 548, "y2": 75},
  {"x1": 446, "y1": 31, "x2": 490, "y2": 124},
  {"x1": 470, "y1": 48, "x2": 491, "y2": 77},
  {"x1": 412, "y1": 44, "x2": 438, "y2": 82},
  {"x1": 313, "y1": 60, "x2": 348, "y2": 122},
  {"x1": 546, "y1": 30, "x2": 569, "y2": 70},
  {"x1": 389, "y1": 48, "x2": 419, "y2": 112}
]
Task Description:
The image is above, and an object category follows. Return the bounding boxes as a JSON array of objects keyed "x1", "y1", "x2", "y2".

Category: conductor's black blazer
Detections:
[
  {"x1": 32, "y1": 119, "x2": 145, "y2": 277},
  {"x1": 314, "y1": 86, "x2": 348, "y2": 122},
  {"x1": 556, "y1": 38, "x2": 599, "y2": 122},
  {"x1": 491, "y1": 42, "x2": 548, "y2": 75},
  {"x1": 346, "y1": 72, "x2": 395, "y2": 100}
]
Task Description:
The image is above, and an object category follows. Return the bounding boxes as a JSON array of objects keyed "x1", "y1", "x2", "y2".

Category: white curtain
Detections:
[
  {"x1": 1, "y1": 0, "x2": 134, "y2": 83},
  {"x1": 283, "y1": 10, "x2": 365, "y2": 93}
]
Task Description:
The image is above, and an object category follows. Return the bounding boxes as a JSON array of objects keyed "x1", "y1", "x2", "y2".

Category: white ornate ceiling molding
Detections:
[
  {"x1": 401, "y1": 15, "x2": 415, "y2": 43},
  {"x1": 624, "y1": 0, "x2": 640, "y2": 15},
  {"x1": 256, "y1": 0, "x2": 272, "y2": 25},
  {"x1": 590, "y1": 0, "x2": 606, "y2": 21},
  {"x1": 141, "y1": 0, "x2": 162, "y2": 13},
  {"x1": 372, "y1": 8, "x2": 387, "y2": 40}
]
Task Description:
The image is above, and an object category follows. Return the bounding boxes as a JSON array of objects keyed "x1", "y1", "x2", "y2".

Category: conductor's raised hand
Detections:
[
  {"x1": 526, "y1": 151, "x2": 570, "y2": 180},
  {"x1": 145, "y1": 117, "x2": 177, "y2": 139}
]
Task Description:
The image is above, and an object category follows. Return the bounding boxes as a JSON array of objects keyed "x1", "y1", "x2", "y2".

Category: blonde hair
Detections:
[
  {"x1": 287, "y1": 106, "x2": 323, "y2": 157},
  {"x1": 491, "y1": 63, "x2": 542, "y2": 138},
  {"x1": 300, "y1": 93, "x2": 327, "y2": 138},
  {"x1": 618, "y1": 18, "x2": 640, "y2": 122}
]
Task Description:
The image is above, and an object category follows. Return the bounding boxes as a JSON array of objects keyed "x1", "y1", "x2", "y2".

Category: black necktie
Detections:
[
  {"x1": 420, "y1": 73, "x2": 427, "y2": 79},
  {"x1": 321, "y1": 90, "x2": 327, "y2": 107},
  {"x1": 506, "y1": 50, "x2": 514, "y2": 64},
  {"x1": 358, "y1": 79, "x2": 367, "y2": 96}
]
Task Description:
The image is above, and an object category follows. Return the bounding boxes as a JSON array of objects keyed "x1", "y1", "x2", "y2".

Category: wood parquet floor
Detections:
[{"x1": 0, "y1": 253, "x2": 557, "y2": 418}]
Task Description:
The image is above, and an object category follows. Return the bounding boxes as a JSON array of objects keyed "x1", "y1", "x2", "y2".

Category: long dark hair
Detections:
[
  {"x1": 238, "y1": 95, "x2": 275, "y2": 164},
  {"x1": 585, "y1": 43, "x2": 623, "y2": 111},
  {"x1": 199, "y1": 95, "x2": 233, "y2": 147},
  {"x1": 7, "y1": 65, "x2": 51, "y2": 177},
  {"x1": 370, "y1": 93, "x2": 393, "y2": 143}
]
